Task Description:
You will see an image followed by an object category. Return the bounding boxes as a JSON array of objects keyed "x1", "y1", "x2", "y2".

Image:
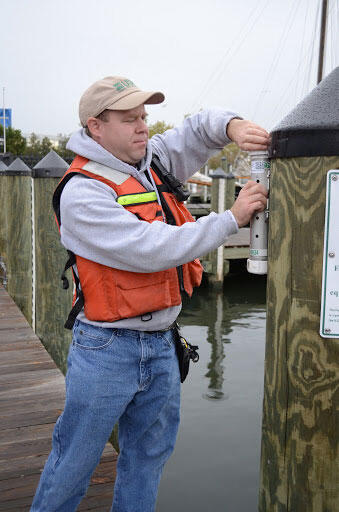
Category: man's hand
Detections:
[
  {"x1": 230, "y1": 181, "x2": 268, "y2": 228},
  {"x1": 226, "y1": 118, "x2": 270, "y2": 151}
]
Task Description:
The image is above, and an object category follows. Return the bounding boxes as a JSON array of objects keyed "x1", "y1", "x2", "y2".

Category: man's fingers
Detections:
[
  {"x1": 243, "y1": 134, "x2": 270, "y2": 145},
  {"x1": 241, "y1": 142, "x2": 270, "y2": 151},
  {"x1": 241, "y1": 181, "x2": 268, "y2": 196},
  {"x1": 248, "y1": 192, "x2": 267, "y2": 203},
  {"x1": 249, "y1": 201, "x2": 266, "y2": 214},
  {"x1": 246, "y1": 127, "x2": 270, "y2": 138}
]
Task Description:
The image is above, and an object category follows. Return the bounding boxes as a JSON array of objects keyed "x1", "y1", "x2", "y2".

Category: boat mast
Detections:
[{"x1": 317, "y1": 0, "x2": 328, "y2": 84}]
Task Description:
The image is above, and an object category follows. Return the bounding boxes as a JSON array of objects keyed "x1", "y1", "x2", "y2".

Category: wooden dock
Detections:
[
  {"x1": 187, "y1": 202, "x2": 250, "y2": 260},
  {"x1": 0, "y1": 286, "x2": 118, "y2": 511}
]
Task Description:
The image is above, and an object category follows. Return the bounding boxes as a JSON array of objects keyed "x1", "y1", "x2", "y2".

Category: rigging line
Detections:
[
  {"x1": 278, "y1": 43, "x2": 315, "y2": 120},
  {"x1": 301, "y1": 0, "x2": 321, "y2": 98},
  {"x1": 189, "y1": 0, "x2": 271, "y2": 114},
  {"x1": 251, "y1": 0, "x2": 301, "y2": 119},
  {"x1": 271, "y1": 1, "x2": 322, "y2": 126},
  {"x1": 188, "y1": 0, "x2": 265, "y2": 114},
  {"x1": 277, "y1": 0, "x2": 338, "y2": 121},
  {"x1": 277, "y1": 0, "x2": 337, "y2": 123},
  {"x1": 194, "y1": 0, "x2": 272, "y2": 110},
  {"x1": 263, "y1": 0, "x2": 302, "y2": 80},
  {"x1": 294, "y1": 0, "x2": 310, "y2": 101}
]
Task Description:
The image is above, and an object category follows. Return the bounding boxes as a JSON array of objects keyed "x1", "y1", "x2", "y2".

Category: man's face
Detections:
[{"x1": 97, "y1": 105, "x2": 149, "y2": 164}]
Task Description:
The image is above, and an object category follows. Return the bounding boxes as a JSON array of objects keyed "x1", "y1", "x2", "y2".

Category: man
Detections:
[{"x1": 31, "y1": 76, "x2": 268, "y2": 512}]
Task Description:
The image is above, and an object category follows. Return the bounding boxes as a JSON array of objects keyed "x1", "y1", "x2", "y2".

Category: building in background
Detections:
[{"x1": 23, "y1": 132, "x2": 65, "y2": 149}]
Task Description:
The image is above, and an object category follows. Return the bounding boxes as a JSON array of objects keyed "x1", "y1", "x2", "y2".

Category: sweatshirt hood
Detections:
[{"x1": 66, "y1": 128, "x2": 153, "y2": 175}]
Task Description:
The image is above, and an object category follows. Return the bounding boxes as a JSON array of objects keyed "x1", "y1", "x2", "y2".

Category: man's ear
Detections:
[{"x1": 86, "y1": 117, "x2": 101, "y2": 139}]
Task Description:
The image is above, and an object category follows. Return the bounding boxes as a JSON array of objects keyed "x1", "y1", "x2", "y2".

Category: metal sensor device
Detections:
[{"x1": 247, "y1": 150, "x2": 270, "y2": 275}]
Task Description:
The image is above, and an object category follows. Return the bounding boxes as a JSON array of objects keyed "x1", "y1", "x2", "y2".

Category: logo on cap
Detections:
[{"x1": 113, "y1": 79, "x2": 136, "y2": 92}]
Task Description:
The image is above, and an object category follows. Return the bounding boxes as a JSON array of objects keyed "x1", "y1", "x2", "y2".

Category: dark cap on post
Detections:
[
  {"x1": 270, "y1": 66, "x2": 339, "y2": 159},
  {"x1": 0, "y1": 160, "x2": 8, "y2": 171},
  {"x1": 32, "y1": 150, "x2": 69, "y2": 178},
  {"x1": 6, "y1": 158, "x2": 31, "y2": 176}
]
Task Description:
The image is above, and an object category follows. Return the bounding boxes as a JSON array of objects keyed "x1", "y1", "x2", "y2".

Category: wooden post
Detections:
[
  {"x1": 210, "y1": 168, "x2": 228, "y2": 285},
  {"x1": 1, "y1": 158, "x2": 33, "y2": 324},
  {"x1": 221, "y1": 156, "x2": 236, "y2": 211},
  {"x1": 0, "y1": 161, "x2": 8, "y2": 287},
  {"x1": 259, "y1": 67, "x2": 339, "y2": 511},
  {"x1": 32, "y1": 151, "x2": 72, "y2": 375},
  {"x1": 209, "y1": 161, "x2": 236, "y2": 283}
]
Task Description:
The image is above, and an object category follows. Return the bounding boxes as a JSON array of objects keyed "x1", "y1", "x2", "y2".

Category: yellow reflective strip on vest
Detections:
[{"x1": 117, "y1": 191, "x2": 158, "y2": 206}]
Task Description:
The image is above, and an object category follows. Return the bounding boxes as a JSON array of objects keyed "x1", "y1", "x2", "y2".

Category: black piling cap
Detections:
[
  {"x1": 270, "y1": 66, "x2": 339, "y2": 159},
  {"x1": 210, "y1": 167, "x2": 227, "y2": 179},
  {"x1": 5, "y1": 157, "x2": 32, "y2": 176},
  {"x1": 33, "y1": 150, "x2": 69, "y2": 178},
  {"x1": 0, "y1": 160, "x2": 8, "y2": 172}
]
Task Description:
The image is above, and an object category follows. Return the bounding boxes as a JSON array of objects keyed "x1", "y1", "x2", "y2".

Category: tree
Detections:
[
  {"x1": 0, "y1": 124, "x2": 27, "y2": 154},
  {"x1": 207, "y1": 142, "x2": 249, "y2": 175},
  {"x1": 54, "y1": 134, "x2": 75, "y2": 161},
  {"x1": 24, "y1": 133, "x2": 53, "y2": 158},
  {"x1": 148, "y1": 120, "x2": 173, "y2": 138},
  {"x1": 25, "y1": 133, "x2": 42, "y2": 155},
  {"x1": 40, "y1": 136, "x2": 53, "y2": 155}
]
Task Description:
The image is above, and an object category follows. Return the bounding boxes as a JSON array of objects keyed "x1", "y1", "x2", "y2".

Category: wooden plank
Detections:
[
  {"x1": 0, "y1": 360, "x2": 57, "y2": 375},
  {"x1": 0, "y1": 326, "x2": 39, "y2": 343},
  {"x1": 0, "y1": 472, "x2": 40, "y2": 492},
  {"x1": 224, "y1": 227, "x2": 250, "y2": 247},
  {"x1": 0, "y1": 286, "x2": 118, "y2": 510},
  {"x1": 0, "y1": 340, "x2": 43, "y2": 351},
  {"x1": 0, "y1": 348, "x2": 55, "y2": 362},
  {"x1": 0, "y1": 410, "x2": 62, "y2": 430},
  {"x1": 0, "y1": 367, "x2": 63, "y2": 386},
  {"x1": 0, "y1": 394, "x2": 64, "y2": 413},
  {"x1": 224, "y1": 247, "x2": 249, "y2": 259},
  {"x1": 0, "y1": 315, "x2": 29, "y2": 330},
  {"x1": 0, "y1": 436, "x2": 53, "y2": 459}
]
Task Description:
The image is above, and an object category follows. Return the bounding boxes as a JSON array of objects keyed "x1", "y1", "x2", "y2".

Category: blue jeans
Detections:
[{"x1": 30, "y1": 319, "x2": 181, "y2": 512}]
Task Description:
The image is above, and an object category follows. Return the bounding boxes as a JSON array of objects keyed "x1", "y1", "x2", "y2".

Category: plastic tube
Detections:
[{"x1": 247, "y1": 150, "x2": 270, "y2": 275}]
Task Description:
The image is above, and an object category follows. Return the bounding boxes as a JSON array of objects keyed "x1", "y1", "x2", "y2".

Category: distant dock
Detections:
[{"x1": 0, "y1": 285, "x2": 118, "y2": 511}]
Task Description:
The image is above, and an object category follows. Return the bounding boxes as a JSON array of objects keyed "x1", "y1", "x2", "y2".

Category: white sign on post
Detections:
[{"x1": 320, "y1": 170, "x2": 339, "y2": 338}]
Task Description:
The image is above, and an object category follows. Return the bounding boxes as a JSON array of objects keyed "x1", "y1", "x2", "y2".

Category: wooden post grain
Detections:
[
  {"x1": 259, "y1": 155, "x2": 339, "y2": 512},
  {"x1": 32, "y1": 151, "x2": 72, "y2": 375},
  {"x1": 2, "y1": 159, "x2": 33, "y2": 324}
]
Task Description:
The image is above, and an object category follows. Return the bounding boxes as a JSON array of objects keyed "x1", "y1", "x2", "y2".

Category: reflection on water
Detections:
[
  {"x1": 157, "y1": 270, "x2": 267, "y2": 512},
  {"x1": 205, "y1": 292, "x2": 226, "y2": 400}
]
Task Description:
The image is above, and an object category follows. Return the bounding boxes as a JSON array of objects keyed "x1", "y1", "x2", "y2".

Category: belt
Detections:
[{"x1": 147, "y1": 321, "x2": 178, "y2": 334}]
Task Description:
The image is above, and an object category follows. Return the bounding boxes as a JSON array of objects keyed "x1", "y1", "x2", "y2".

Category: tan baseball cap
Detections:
[{"x1": 79, "y1": 76, "x2": 165, "y2": 127}]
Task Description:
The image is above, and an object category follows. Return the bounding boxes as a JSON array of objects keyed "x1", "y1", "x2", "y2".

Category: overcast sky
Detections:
[{"x1": 1, "y1": 0, "x2": 338, "y2": 136}]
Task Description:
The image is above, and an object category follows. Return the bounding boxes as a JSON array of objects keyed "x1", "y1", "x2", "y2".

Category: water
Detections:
[{"x1": 157, "y1": 271, "x2": 267, "y2": 512}]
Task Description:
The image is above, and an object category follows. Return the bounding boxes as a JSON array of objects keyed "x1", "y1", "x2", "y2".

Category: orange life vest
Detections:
[{"x1": 53, "y1": 155, "x2": 203, "y2": 328}]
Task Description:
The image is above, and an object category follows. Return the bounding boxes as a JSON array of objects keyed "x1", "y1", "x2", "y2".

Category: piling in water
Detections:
[{"x1": 259, "y1": 66, "x2": 339, "y2": 512}]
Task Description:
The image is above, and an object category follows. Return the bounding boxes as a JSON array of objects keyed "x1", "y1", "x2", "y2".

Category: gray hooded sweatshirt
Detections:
[{"x1": 61, "y1": 108, "x2": 239, "y2": 331}]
